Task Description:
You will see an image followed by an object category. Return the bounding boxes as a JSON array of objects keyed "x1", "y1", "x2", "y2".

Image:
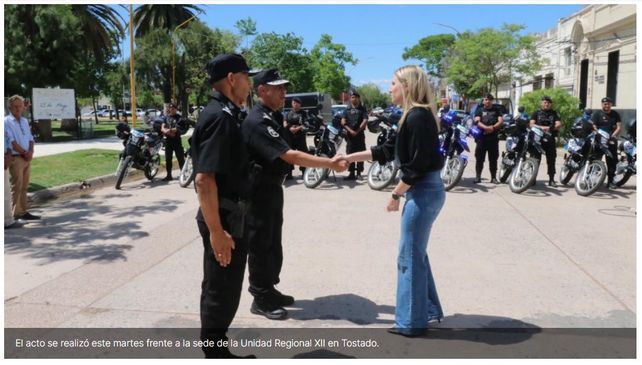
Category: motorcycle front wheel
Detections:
[
  {"x1": 367, "y1": 161, "x2": 398, "y2": 190},
  {"x1": 115, "y1": 156, "x2": 133, "y2": 190},
  {"x1": 498, "y1": 158, "x2": 513, "y2": 183},
  {"x1": 574, "y1": 160, "x2": 607, "y2": 196},
  {"x1": 145, "y1": 154, "x2": 160, "y2": 180},
  {"x1": 303, "y1": 154, "x2": 329, "y2": 188},
  {"x1": 179, "y1": 155, "x2": 195, "y2": 188},
  {"x1": 613, "y1": 161, "x2": 633, "y2": 187},
  {"x1": 441, "y1": 154, "x2": 466, "y2": 191},
  {"x1": 559, "y1": 160, "x2": 575, "y2": 186},
  {"x1": 509, "y1": 157, "x2": 539, "y2": 194}
]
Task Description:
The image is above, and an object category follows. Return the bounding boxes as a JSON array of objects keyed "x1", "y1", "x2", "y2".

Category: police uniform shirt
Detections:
[
  {"x1": 474, "y1": 105, "x2": 502, "y2": 127},
  {"x1": 532, "y1": 109, "x2": 560, "y2": 128},
  {"x1": 591, "y1": 109, "x2": 621, "y2": 134},
  {"x1": 343, "y1": 105, "x2": 368, "y2": 130},
  {"x1": 285, "y1": 109, "x2": 307, "y2": 128},
  {"x1": 163, "y1": 113, "x2": 188, "y2": 137},
  {"x1": 241, "y1": 103, "x2": 291, "y2": 178},
  {"x1": 192, "y1": 91, "x2": 251, "y2": 222}
]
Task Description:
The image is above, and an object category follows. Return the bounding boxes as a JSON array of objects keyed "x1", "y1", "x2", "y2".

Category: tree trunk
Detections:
[{"x1": 92, "y1": 96, "x2": 99, "y2": 124}]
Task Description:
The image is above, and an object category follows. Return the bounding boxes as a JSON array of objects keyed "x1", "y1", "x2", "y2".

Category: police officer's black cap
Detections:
[
  {"x1": 350, "y1": 90, "x2": 360, "y2": 97},
  {"x1": 484, "y1": 93, "x2": 494, "y2": 100},
  {"x1": 253, "y1": 68, "x2": 290, "y2": 86},
  {"x1": 292, "y1": 97, "x2": 302, "y2": 104},
  {"x1": 541, "y1": 95, "x2": 552, "y2": 102},
  {"x1": 601, "y1": 97, "x2": 613, "y2": 103},
  {"x1": 206, "y1": 54, "x2": 257, "y2": 83}
]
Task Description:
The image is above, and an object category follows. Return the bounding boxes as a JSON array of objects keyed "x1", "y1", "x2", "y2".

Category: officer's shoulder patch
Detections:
[
  {"x1": 222, "y1": 106, "x2": 232, "y2": 116},
  {"x1": 262, "y1": 112, "x2": 272, "y2": 120},
  {"x1": 267, "y1": 126, "x2": 280, "y2": 138}
]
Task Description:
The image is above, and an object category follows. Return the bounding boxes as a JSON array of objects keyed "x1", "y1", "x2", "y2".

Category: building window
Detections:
[
  {"x1": 533, "y1": 76, "x2": 542, "y2": 90},
  {"x1": 564, "y1": 47, "x2": 572, "y2": 77},
  {"x1": 606, "y1": 50, "x2": 619, "y2": 105},
  {"x1": 544, "y1": 73, "x2": 554, "y2": 89}
]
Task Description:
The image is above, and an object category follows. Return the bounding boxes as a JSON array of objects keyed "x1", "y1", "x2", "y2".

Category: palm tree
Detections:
[
  {"x1": 133, "y1": 5, "x2": 204, "y2": 38},
  {"x1": 71, "y1": 5, "x2": 125, "y2": 65}
]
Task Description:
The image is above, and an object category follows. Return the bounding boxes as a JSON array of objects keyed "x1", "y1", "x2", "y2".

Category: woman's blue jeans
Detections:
[{"x1": 395, "y1": 171, "x2": 445, "y2": 334}]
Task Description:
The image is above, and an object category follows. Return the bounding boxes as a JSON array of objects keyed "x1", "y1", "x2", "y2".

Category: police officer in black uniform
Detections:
[
  {"x1": 341, "y1": 91, "x2": 368, "y2": 180},
  {"x1": 192, "y1": 54, "x2": 257, "y2": 358},
  {"x1": 241, "y1": 68, "x2": 348, "y2": 320},
  {"x1": 284, "y1": 97, "x2": 309, "y2": 179},
  {"x1": 161, "y1": 103, "x2": 189, "y2": 180},
  {"x1": 591, "y1": 96, "x2": 622, "y2": 189},
  {"x1": 530, "y1": 95, "x2": 562, "y2": 187},
  {"x1": 473, "y1": 93, "x2": 504, "y2": 183}
]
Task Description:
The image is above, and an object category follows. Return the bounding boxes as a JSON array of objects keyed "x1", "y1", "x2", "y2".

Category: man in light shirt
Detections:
[{"x1": 5, "y1": 95, "x2": 40, "y2": 221}]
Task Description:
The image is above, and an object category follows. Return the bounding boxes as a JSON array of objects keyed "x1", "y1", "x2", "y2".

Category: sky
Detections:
[{"x1": 120, "y1": 3, "x2": 584, "y2": 91}]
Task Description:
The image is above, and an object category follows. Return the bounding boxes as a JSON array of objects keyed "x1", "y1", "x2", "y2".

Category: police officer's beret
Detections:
[
  {"x1": 484, "y1": 93, "x2": 494, "y2": 100},
  {"x1": 350, "y1": 90, "x2": 360, "y2": 97},
  {"x1": 541, "y1": 95, "x2": 552, "y2": 102},
  {"x1": 206, "y1": 54, "x2": 257, "y2": 83},
  {"x1": 601, "y1": 97, "x2": 613, "y2": 103},
  {"x1": 253, "y1": 68, "x2": 290, "y2": 86},
  {"x1": 292, "y1": 97, "x2": 302, "y2": 104}
]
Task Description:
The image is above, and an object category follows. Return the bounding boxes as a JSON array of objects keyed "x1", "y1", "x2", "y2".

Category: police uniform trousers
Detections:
[
  {"x1": 164, "y1": 136, "x2": 185, "y2": 175},
  {"x1": 198, "y1": 218, "x2": 248, "y2": 357},
  {"x1": 475, "y1": 133, "x2": 500, "y2": 178},
  {"x1": 247, "y1": 179, "x2": 284, "y2": 298},
  {"x1": 606, "y1": 138, "x2": 619, "y2": 183},
  {"x1": 539, "y1": 138, "x2": 557, "y2": 177},
  {"x1": 346, "y1": 132, "x2": 366, "y2": 174},
  {"x1": 286, "y1": 132, "x2": 308, "y2": 173}
]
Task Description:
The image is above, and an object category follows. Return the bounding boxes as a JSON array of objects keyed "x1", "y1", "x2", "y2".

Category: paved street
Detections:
[{"x1": 5, "y1": 131, "x2": 636, "y2": 335}]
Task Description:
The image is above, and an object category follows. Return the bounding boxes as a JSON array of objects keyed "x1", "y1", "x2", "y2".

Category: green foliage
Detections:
[
  {"x1": 133, "y1": 4, "x2": 204, "y2": 37},
  {"x1": 402, "y1": 34, "x2": 456, "y2": 77},
  {"x1": 246, "y1": 32, "x2": 314, "y2": 93},
  {"x1": 235, "y1": 17, "x2": 257, "y2": 52},
  {"x1": 310, "y1": 34, "x2": 357, "y2": 100},
  {"x1": 518, "y1": 87, "x2": 582, "y2": 139},
  {"x1": 445, "y1": 24, "x2": 543, "y2": 100},
  {"x1": 356, "y1": 83, "x2": 389, "y2": 110}
]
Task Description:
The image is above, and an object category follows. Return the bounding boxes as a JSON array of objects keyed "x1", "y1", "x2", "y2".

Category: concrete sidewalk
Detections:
[{"x1": 5, "y1": 128, "x2": 636, "y2": 332}]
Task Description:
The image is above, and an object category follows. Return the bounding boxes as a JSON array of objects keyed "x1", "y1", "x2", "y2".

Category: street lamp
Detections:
[
  {"x1": 172, "y1": 14, "x2": 199, "y2": 105},
  {"x1": 129, "y1": 5, "x2": 138, "y2": 128}
]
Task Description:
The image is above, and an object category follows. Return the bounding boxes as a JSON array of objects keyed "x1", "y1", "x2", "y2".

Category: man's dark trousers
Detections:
[
  {"x1": 475, "y1": 134, "x2": 500, "y2": 177},
  {"x1": 198, "y1": 220, "x2": 248, "y2": 357},
  {"x1": 247, "y1": 181, "x2": 284, "y2": 298},
  {"x1": 165, "y1": 137, "x2": 185, "y2": 175},
  {"x1": 346, "y1": 132, "x2": 366, "y2": 174}
]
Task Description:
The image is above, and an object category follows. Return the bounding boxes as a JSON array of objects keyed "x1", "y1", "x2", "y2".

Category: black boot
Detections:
[
  {"x1": 473, "y1": 175, "x2": 482, "y2": 183},
  {"x1": 548, "y1": 176, "x2": 557, "y2": 187}
]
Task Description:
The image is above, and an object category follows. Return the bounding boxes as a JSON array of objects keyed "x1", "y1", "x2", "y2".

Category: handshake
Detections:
[{"x1": 329, "y1": 154, "x2": 352, "y2": 172}]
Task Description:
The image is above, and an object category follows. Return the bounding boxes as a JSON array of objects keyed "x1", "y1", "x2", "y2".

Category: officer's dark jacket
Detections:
[
  {"x1": 163, "y1": 113, "x2": 189, "y2": 138},
  {"x1": 343, "y1": 105, "x2": 368, "y2": 131},
  {"x1": 371, "y1": 107, "x2": 443, "y2": 185},
  {"x1": 474, "y1": 105, "x2": 502, "y2": 126},
  {"x1": 532, "y1": 109, "x2": 560, "y2": 127},
  {"x1": 591, "y1": 109, "x2": 621, "y2": 134},
  {"x1": 192, "y1": 91, "x2": 251, "y2": 222},
  {"x1": 241, "y1": 102, "x2": 291, "y2": 180},
  {"x1": 285, "y1": 109, "x2": 308, "y2": 128}
]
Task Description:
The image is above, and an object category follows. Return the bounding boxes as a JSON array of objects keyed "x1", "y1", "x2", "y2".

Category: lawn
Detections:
[{"x1": 28, "y1": 149, "x2": 121, "y2": 192}]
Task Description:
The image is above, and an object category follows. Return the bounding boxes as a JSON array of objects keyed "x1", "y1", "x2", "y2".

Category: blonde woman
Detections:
[{"x1": 345, "y1": 65, "x2": 445, "y2": 336}]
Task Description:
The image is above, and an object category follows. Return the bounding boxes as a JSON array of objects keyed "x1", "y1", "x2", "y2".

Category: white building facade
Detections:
[{"x1": 501, "y1": 4, "x2": 636, "y2": 122}]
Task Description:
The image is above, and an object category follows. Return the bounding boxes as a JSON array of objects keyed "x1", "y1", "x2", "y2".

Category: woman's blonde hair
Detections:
[{"x1": 393, "y1": 65, "x2": 438, "y2": 130}]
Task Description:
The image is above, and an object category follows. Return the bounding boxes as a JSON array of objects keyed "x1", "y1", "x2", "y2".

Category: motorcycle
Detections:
[
  {"x1": 366, "y1": 106, "x2": 402, "y2": 190},
  {"x1": 114, "y1": 122, "x2": 164, "y2": 190},
  {"x1": 508, "y1": 125, "x2": 548, "y2": 194},
  {"x1": 178, "y1": 135, "x2": 195, "y2": 188},
  {"x1": 572, "y1": 128, "x2": 614, "y2": 196},
  {"x1": 613, "y1": 119, "x2": 636, "y2": 187},
  {"x1": 439, "y1": 110, "x2": 481, "y2": 190},
  {"x1": 560, "y1": 110, "x2": 594, "y2": 186},
  {"x1": 302, "y1": 113, "x2": 344, "y2": 189},
  {"x1": 498, "y1": 113, "x2": 530, "y2": 183}
]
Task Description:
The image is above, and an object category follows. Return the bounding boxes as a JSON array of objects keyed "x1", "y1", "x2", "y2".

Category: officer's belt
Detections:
[
  {"x1": 258, "y1": 173, "x2": 286, "y2": 185},
  {"x1": 219, "y1": 197, "x2": 249, "y2": 214}
]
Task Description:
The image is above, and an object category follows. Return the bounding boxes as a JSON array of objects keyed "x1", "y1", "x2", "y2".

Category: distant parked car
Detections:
[{"x1": 97, "y1": 109, "x2": 113, "y2": 117}]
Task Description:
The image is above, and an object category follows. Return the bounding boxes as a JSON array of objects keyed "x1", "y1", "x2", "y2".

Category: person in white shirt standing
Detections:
[{"x1": 5, "y1": 95, "x2": 40, "y2": 221}]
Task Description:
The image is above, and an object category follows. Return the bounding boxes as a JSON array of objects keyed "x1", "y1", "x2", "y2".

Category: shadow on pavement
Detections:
[
  {"x1": 4, "y1": 197, "x2": 182, "y2": 264},
  {"x1": 288, "y1": 294, "x2": 395, "y2": 325}
]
